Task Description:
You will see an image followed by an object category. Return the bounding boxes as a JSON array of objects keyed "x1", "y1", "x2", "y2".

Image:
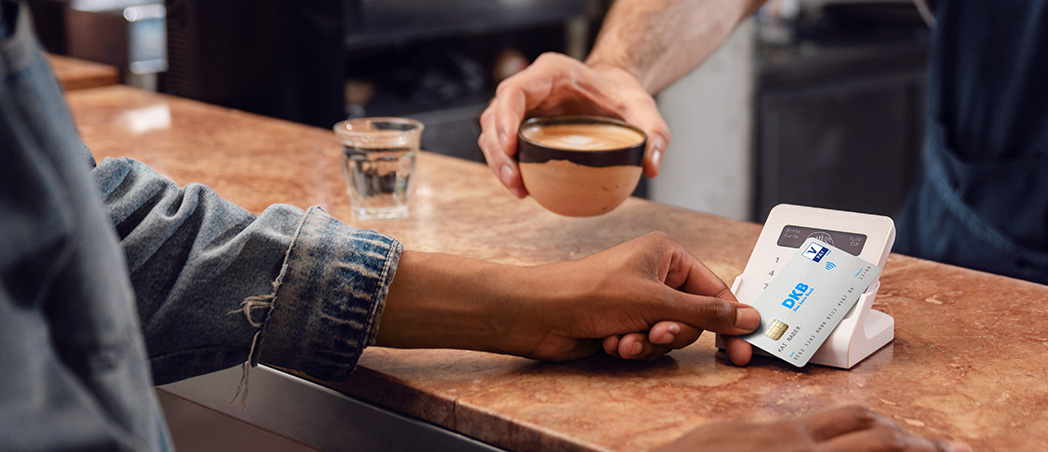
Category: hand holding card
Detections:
[{"x1": 740, "y1": 238, "x2": 881, "y2": 367}]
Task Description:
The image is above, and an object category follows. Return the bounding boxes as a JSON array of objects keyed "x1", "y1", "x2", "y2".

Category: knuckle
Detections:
[
  {"x1": 704, "y1": 298, "x2": 736, "y2": 325},
  {"x1": 659, "y1": 126, "x2": 672, "y2": 143},
  {"x1": 535, "y1": 52, "x2": 567, "y2": 65},
  {"x1": 642, "y1": 232, "x2": 676, "y2": 256},
  {"x1": 563, "y1": 66, "x2": 581, "y2": 89},
  {"x1": 644, "y1": 230, "x2": 673, "y2": 243},
  {"x1": 494, "y1": 81, "x2": 515, "y2": 96}
]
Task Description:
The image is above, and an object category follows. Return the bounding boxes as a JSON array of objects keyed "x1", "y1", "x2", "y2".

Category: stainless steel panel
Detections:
[{"x1": 159, "y1": 366, "x2": 506, "y2": 452}]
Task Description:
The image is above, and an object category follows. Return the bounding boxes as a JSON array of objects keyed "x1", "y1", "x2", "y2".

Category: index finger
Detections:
[
  {"x1": 489, "y1": 86, "x2": 527, "y2": 159},
  {"x1": 479, "y1": 99, "x2": 527, "y2": 197},
  {"x1": 490, "y1": 65, "x2": 560, "y2": 157}
]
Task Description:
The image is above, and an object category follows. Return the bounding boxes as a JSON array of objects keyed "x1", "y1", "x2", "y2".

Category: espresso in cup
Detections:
[
  {"x1": 517, "y1": 116, "x2": 646, "y2": 217},
  {"x1": 521, "y1": 123, "x2": 645, "y2": 152}
]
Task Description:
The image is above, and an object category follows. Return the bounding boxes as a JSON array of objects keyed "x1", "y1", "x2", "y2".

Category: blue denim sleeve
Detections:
[
  {"x1": 92, "y1": 157, "x2": 401, "y2": 384},
  {"x1": 2, "y1": 2, "x2": 171, "y2": 448}
]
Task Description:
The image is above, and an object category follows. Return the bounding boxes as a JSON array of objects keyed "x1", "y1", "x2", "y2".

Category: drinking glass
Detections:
[{"x1": 333, "y1": 117, "x2": 423, "y2": 220}]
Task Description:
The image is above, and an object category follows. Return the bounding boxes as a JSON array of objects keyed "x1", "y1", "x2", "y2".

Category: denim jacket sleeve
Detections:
[{"x1": 92, "y1": 157, "x2": 402, "y2": 384}]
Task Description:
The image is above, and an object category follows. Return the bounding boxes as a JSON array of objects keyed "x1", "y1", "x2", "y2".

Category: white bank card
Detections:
[{"x1": 740, "y1": 238, "x2": 881, "y2": 367}]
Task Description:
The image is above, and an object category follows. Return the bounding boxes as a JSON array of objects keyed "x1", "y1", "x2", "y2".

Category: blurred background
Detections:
[{"x1": 27, "y1": 0, "x2": 931, "y2": 223}]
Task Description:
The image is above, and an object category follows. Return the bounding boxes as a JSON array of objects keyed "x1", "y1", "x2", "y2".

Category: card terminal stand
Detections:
[{"x1": 717, "y1": 204, "x2": 897, "y2": 368}]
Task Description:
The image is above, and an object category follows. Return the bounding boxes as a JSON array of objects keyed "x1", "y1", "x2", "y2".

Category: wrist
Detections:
[
  {"x1": 585, "y1": 61, "x2": 638, "y2": 83},
  {"x1": 375, "y1": 251, "x2": 523, "y2": 354},
  {"x1": 585, "y1": 52, "x2": 652, "y2": 94}
]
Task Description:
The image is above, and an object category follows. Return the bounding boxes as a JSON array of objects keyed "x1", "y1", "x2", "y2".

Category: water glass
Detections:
[{"x1": 333, "y1": 117, "x2": 423, "y2": 220}]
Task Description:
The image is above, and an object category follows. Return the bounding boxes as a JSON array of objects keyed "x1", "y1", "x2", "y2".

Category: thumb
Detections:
[{"x1": 671, "y1": 294, "x2": 760, "y2": 336}]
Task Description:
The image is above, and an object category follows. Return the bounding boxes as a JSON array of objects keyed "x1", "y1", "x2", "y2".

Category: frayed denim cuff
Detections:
[{"x1": 255, "y1": 206, "x2": 401, "y2": 381}]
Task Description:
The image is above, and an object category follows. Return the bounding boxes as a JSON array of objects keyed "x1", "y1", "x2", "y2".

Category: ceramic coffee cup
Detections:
[{"x1": 517, "y1": 115, "x2": 646, "y2": 217}]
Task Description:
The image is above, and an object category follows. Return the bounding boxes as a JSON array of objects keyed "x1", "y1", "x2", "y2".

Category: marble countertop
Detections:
[
  {"x1": 45, "y1": 53, "x2": 119, "y2": 91},
  {"x1": 66, "y1": 85, "x2": 1048, "y2": 452}
]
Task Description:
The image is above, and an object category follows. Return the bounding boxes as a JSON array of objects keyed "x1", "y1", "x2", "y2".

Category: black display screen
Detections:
[{"x1": 776, "y1": 225, "x2": 867, "y2": 256}]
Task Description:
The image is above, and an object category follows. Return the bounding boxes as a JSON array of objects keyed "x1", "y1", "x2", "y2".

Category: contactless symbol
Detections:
[
  {"x1": 764, "y1": 319, "x2": 789, "y2": 340},
  {"x1": 808, "y1": 231, "x2": 834, "y2": 246},
  {"x1": 826, "y1": 262, "x2": 837, "y2": 270}
]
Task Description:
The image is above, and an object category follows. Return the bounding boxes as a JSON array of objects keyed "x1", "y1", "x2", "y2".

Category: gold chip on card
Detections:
[{"x1": 764, "y1": 319, "x2": 789, "y2": 341}]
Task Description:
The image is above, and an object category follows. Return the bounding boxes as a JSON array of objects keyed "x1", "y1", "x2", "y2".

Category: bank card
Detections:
[{"x1": 740, "y1": 238, "x2": 880, "y2": 367}]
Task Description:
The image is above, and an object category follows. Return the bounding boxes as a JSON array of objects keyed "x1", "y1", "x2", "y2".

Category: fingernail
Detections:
[
  {"x1": 948, "y1": 442, "x2": 972, "y2": 452},
  {"x1": 658, "y1": 323, "x2": 680, "y2": 344},
  {"x1": 500, "y1": 164, "x2": 513, "y2": 184},
  {"x1": 499, "y1": 132, "x2": 508, "y2": 148},
  {"x1": 630, "y1": 342, "x2": 642, "y2": 358},
  {"x1": 658, "y1": 332, "x2": 677, "y2": 345},
  {"x1": 735, "y1": 307, "x2": 760, "y2": 331},
  {"x1": 650, "y1": 137, "x2": 665, "y2": 166}
]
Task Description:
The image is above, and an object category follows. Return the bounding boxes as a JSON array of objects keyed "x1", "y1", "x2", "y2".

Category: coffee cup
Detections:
[{"x1": 517, "y1": 115, "x2": 646, "y2": 217}]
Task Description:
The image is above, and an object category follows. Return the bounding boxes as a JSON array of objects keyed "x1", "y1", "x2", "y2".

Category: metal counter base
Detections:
[{"x1": 158, "y1": 365, "x2": 505, "y2": 452}]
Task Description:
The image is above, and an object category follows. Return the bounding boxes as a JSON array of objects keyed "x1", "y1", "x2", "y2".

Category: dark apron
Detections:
[
  {"x1": 895, "y1": 1, "x2": 1048, "y2": 285},
  {"x1": 896, "y1": 123, "x2": 1048, "y2": 284}
]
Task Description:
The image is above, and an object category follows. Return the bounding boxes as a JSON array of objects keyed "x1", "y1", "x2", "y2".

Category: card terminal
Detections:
[{"x1": 718, "y1": 204, "x2": 896, "y2": 368}]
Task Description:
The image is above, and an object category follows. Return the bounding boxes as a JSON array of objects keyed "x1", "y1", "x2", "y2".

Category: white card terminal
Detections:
[{"x1": 718, "y1": 204, "x2": 897, "y2": 368}]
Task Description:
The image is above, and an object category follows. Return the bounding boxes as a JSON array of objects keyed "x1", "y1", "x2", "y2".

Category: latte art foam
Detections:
[{"x1": 521, "y1": 123, "x2": 645, "y2": 151}]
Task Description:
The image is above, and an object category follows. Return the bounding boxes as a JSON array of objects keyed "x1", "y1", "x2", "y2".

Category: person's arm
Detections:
[
  {"x1": 95, "y1": 158, "x2": 756, "y2": 382},
  {"x1": 93, "y1": 158, "x2": 401, "y2": 384},
  {"x1": 586, "y1": 0, "x2": 764, "y2": 94},
  {"x1": 376, "y1": 232, "x2": 758, "y2": 363},
  {"x1": 479, "y1": 0, "x2": 765, "y2": 197},
  {"x1": 97, "y1": 152, "x2": 756, "y2": 377}
]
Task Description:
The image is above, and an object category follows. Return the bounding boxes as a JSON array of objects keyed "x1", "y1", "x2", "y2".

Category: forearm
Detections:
[
  {"x1": 377, "y1": 250, "x2": 607, "y2": 360},
  {"x1": 375, "y1": 233, "x2": 758, "y2": 363},
  {"x1": 377, "y1": 251, "x2": 529, "y2": 355},
  {"x1": 587, "y1": 0, "x2": 766, "y2": 93}
]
